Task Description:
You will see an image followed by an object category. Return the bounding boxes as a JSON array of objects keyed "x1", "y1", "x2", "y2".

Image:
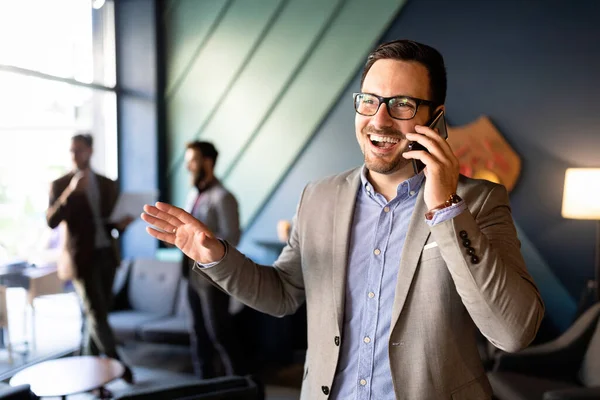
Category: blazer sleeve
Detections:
[
  {"x1": 193, "y1": 187, "x2": 308, "y2": 317},
  {"x1": 215, "y1": 191, "x2": 241, "y2": 247},
  {"x1": 46, "y1": 180, "x2": 71, "y2": 229},
  {"x1": 430, "y1": 184, "x2": 545, "y2": 352}
]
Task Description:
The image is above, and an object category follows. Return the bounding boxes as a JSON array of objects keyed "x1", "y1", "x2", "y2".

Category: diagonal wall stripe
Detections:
[
  {"x1": 208, "y1": 0, "x2": 346, "y2": 179},
  {"x1": 165, "y1": 0, "x2": 233, "y2": 98},
  {"x1": 224, "y1": 0, "x2": 406, "y2": 227},
  {"x1": 166, "y1": 0, "x2": 284, "y2": 206},
  {"x1": 164, "y1": 0, "x2": 181, "y2": 20}
]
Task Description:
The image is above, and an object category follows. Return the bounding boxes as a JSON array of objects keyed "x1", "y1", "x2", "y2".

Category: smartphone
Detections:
[{"x1": 408, "y1": 109, "x2": 448, "y2": 174}]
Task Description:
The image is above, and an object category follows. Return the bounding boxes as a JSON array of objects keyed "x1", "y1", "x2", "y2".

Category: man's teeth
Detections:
[{"x1": 370, "y1": 134, "x2": 399, "y2": 144}]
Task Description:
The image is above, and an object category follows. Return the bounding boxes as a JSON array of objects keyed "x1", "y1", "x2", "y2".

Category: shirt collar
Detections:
[{"x1": 360, "y1": 165, "x2": 425, "y2": 198}]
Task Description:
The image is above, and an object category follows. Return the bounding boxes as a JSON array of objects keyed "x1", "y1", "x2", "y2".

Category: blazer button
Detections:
[
  {"x1": 471, "y1": 255, "x2": 480, "y2": 264},
  {"x1": 462, "y1": 239, "x2": 471, "y2": 247},
  {"x1": 322, "y1": 386, "x2": 330, "y2": 395},
  {"x1": 459, "y1": 230, "x2": 468, "y2": 239},
  {"x1": 334, "y1": 336, "x2": 340, "y2": 346},
  {"x1": 466, "y1": 247, "x2": 475, "y2": 255}
]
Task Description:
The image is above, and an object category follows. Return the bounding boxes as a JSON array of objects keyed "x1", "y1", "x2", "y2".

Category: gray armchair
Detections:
[{"x1": 488, "y1": 302, "x2": 600, "y2": 400}]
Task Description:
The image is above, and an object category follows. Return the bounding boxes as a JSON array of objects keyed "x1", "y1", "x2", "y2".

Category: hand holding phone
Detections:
[{"x1": 408, "y1": 110, "x2": 448, "y2": 175}]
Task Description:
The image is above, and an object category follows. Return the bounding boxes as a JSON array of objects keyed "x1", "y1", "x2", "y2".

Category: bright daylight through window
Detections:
[{"x1": 0, "y1": 0, "x2": 117, "y2": 264}]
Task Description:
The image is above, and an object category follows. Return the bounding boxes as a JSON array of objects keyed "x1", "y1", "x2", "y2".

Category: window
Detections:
[{"x1": 0, "y1": 0, "x2": 117, "y2": 263}]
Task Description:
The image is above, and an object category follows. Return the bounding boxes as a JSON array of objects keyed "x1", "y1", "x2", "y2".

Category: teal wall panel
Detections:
[
  {"x1": 165, "y1": 0, "x2": 230, "y2": 96},
  {"x1": 166, "y1": 0, "x2": 284, "y2": 207},
  {"x1": 204, "y1": 0, "x2": 344, "y2": 178},
  {"x1": 164, "y1": 0, "x2": 406, "y2": 215},
  {"x1": 224, "y1": 0, "x2": 406, "y2": 225}
]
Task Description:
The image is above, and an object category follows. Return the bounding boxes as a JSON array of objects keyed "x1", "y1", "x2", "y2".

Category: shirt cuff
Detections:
[
  {"x1": 195, "y1": 239, "x2": 228, "y2": 268},
  {"x1": 426, "y1": 200, "x2": 467, "y2": 226}
]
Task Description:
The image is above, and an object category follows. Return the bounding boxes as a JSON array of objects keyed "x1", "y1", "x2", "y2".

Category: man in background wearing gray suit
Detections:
[
  {"x1": 182, "y1": 141, "x2": 243, "y2": 379},
  {"x1": 143, "y1": 41, "x2": 544, "y2": 399}
]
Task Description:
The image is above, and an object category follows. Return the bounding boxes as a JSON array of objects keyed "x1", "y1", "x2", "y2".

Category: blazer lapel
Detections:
[
  {"x1": 390, "y1": 186, "x2": 431, "y2": 329},
  {"x1": 332, "y1": 169, "x2": 361, "y2": 332}
]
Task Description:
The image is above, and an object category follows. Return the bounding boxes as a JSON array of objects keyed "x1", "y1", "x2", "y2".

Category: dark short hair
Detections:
[
  {"x1": 361, "y1": 39, "x2": 447, "y2": 107},
  {"x1": 72, "y1": 133, "x2": 93, "y2": 148},
  {"x1": 186, "y1": 141, "x2": 218, "y2": 165}
]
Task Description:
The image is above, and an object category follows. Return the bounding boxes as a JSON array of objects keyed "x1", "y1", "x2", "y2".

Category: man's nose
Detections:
[{"x1": 370, "y1": 103, "x2": 394, "y2": 128}]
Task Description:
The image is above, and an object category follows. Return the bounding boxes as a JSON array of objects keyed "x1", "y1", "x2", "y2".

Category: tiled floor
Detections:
[{"x1": 0, "y1": 289, "x2": 302, "y2": 399}]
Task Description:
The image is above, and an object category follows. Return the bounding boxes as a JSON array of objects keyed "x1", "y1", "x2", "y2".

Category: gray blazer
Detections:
[{"x1": 195, "y1": 167, "x2": 544, "y2": 400}]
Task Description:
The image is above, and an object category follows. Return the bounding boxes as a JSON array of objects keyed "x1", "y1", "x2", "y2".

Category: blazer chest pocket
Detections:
[{"x1": 420, "y1": 244, "x2": 442, "y2": 262}]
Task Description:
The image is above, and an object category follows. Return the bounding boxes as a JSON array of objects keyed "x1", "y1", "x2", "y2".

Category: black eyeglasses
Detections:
[{"x1": 353, "y1": 92, "x2": 434, "y2": 120}]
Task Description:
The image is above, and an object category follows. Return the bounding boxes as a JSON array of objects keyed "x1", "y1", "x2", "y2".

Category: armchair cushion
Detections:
[
  {"x1": 137, "y1": 315, "x2": 190, "y2": 345},
  {"x1": 109, "y1": 310, "x2": 164, "y2": 342},
  {"x1": 137, "y1": 277, "x2": 190, "y2": 345},
  {"x1": 128, "y1": 259, "x2": 181, "y2": 316}
]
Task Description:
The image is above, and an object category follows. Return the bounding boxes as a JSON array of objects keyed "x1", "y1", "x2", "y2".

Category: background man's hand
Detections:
[
  {"x1": 69, "y1": 170, "x2": 90, "y2": 193},
  {"x1": 141, "y1": 202, "x2": 225, "y2": 264}
]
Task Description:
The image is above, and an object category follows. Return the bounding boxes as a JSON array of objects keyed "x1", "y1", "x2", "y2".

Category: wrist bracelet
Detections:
[{"x1": 425, "y1": 193, "x2": 462, "y2": 220}]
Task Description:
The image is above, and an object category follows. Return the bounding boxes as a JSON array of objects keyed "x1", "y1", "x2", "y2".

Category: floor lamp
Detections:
[{"x1": 561, "y1": 168, "x2": 600, "y2": 302}]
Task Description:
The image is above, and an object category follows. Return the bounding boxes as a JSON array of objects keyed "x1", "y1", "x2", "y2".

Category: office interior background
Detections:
[{"x1": 0, "y1": 0, "x2": 599, "y2": 399}]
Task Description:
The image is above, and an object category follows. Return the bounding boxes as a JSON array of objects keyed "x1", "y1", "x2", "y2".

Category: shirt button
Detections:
[
  {"x1": 374, "y1": 249, "x2": 381, "y2": 255},
  {"x1": 366, "y1": 186, "x2": 371, "y2": 192},
  {"x1": 360, "y1": 379, "x2": 367, "y2": 386},
  {"x1": 409, "y1": 190, "x2": 415, "y2": 196},
  {"x1": 363, "y1": 336, "x2": 371, "y2": 344},
  {"x1": 383, "y1": 206, "x2": 390, "y2": 213},
  {"x1": 368, "y1": 292, "x2": 375, "y2": 298}
]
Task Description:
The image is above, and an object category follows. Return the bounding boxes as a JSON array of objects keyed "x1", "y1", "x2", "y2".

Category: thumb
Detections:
[
  {"x1": 197, "y1": 232, "x2": 226, "y2": 261},
  {"x1": 198, "y1": 231, "x2": 220, "y2": 250}
]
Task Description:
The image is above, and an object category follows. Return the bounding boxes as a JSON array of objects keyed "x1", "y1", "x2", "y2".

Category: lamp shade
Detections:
[{"x1": 561, "y1": 168, "x2": 600, "y2": 220}]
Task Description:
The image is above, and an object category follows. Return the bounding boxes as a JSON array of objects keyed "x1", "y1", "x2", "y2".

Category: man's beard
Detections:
[
  {"x1": 193, "y1": 168, "x2": 206, "y2": 188},
  {"x1": 362, "y1": 125, "x2": 410, "y2": 174}
]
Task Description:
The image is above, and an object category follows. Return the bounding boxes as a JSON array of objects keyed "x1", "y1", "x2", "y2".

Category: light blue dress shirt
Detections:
[{"x1": 330, "y1": 167, "x2": 465, "y2": 399}]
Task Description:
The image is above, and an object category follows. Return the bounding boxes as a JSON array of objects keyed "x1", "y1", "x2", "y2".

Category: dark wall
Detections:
[
  {"x1": 115, "y1": 0, "x2": 160, "y2": 258},
  {"x1": 243, "y1": 0, "x2": 600, "y2": 306}
]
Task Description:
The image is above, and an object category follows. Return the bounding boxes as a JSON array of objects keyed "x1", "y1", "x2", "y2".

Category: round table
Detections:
[{"x1": 10, "y1": 356, "x2": 125, "y2": 399}]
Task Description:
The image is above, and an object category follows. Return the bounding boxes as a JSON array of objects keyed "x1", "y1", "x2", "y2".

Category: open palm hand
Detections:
[{"x1": 141, "y1": 202, "x2": 225, "y2": 264}]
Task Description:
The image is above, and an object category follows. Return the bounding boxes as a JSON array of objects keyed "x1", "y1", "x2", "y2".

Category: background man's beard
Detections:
[{"x1": 193, "y1": 169, "x2": 206, "y2": 187}]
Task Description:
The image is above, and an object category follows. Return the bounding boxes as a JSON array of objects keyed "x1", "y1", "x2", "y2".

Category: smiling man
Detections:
[{"x1": 142, "y1": 40, "x2": 544, "y2": 400}]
